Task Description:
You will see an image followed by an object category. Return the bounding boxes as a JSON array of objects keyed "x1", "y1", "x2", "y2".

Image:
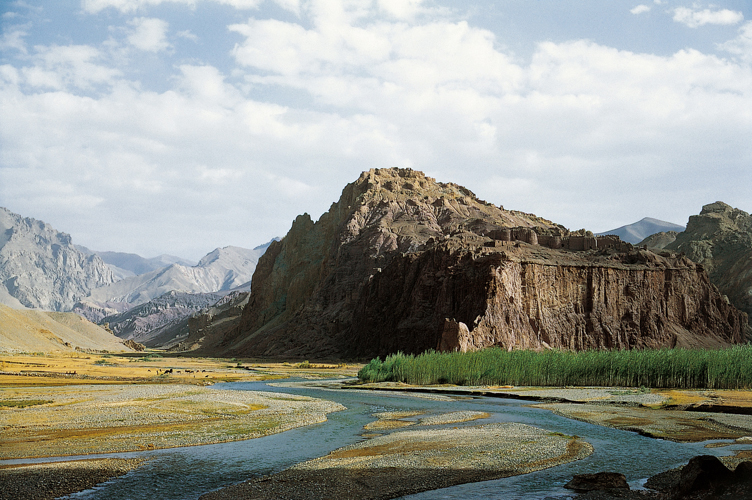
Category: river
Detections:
[{"x1": 8, "y1": 379, "x2": 747, "y2": 500}]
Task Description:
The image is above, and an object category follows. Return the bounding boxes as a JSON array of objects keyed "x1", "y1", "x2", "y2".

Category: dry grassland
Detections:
[{"x1": 0, "y1": 352, "x2": 359, "y2": 460}]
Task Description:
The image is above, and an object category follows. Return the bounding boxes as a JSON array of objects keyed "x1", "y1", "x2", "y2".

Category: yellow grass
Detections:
[{"x1": 0, "y1": 352, "x2": 362, "y2": 386}]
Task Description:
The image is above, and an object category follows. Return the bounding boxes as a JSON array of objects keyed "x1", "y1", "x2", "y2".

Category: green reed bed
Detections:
[{"x1": 357, "y1": 345, "x2": 752, "y2": 389}]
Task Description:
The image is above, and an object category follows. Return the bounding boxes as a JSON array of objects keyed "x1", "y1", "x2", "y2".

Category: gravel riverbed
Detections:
[
  {"x1": 200, "y1": 422, "x2": 593, "y2": 500},
  {"x1": 0, "y1": 458, "x2": 146, "y2": 500}
]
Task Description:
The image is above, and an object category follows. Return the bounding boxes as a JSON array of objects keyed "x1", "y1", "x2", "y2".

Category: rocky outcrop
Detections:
[
  {"x1": 564, "y1": 472, "x2": 629, "y2": 492},
  {"x1": 659, "y1": 202, "x2": 752, "y2": 320},
  {"x1": 351, "y1": 245, "x2": 745, "y2": 357},
  {"x1": 0, "y1": 207, "x2": 115, "y2": 311},
  {"x1": 173, "y1": 291, "x2": 250, "y2": 352},
  {"x1": 100, "y1": 290, "x2": 226, "y2": 347},
  {"x1": 213, "y1": 169, "x2": 748, "y2": 359}
]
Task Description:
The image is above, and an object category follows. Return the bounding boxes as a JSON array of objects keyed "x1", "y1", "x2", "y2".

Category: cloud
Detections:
[
  {"x1": 2, "y1": 0, "x2": 751, "y2": 258},
  {"x1": 82, "y1": 0, "x2": 262, "y2": 14},
  {"x1": 20, "y1": 44, "x2": 121, "y2": 90},
  {"x1": 1, "y1": 26, "x2": 28, "y2": 54},
  {"x1": 630, "y1": 5, "x2": 651, "y2": 15},
  {"x1": 673, "y1": 7, "x2": 744, "y2": 28},
  {"x1": 719, "y1": 21, "x2": 752, "y2": 63},
  {"x1": 127, "y1": 17, "x2": 170, "y2": 52}
]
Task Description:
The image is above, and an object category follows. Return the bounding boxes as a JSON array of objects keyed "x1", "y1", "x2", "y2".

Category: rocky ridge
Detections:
[
  {"x1": 642, "y1": 202, "x2": 752, "y2": 319},
  {"x1": 99, "y1": 290, "x2": 227, "y2": 347},
  {"x1": 0, "y1": 207, "x2": 115, "y2": 311},
  {"x1": 207, "y1": 168, "x2": 747, "y2": 359}
]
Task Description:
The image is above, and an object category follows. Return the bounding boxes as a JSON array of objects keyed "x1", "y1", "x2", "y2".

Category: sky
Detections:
[{"x1": 1, "y1": 0, "x2": 751, "y2": 261}]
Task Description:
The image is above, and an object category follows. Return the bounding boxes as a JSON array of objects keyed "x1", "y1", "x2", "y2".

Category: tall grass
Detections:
[{"x1": 357, "y1": 345, "x2": 752, "y2": 389}]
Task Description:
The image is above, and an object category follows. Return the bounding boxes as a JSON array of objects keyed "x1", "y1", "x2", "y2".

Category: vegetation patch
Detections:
[
  {"x1": 358, "y1": 346, "x2": 752, "y2": 389},
  {"x1": 0, "y1": 399, "x2": 53, "y2": 409}
]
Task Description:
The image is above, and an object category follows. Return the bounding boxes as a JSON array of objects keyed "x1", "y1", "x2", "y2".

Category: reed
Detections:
[{"x1": 357, "y1": 345, "x2": 752, "y2": 389}]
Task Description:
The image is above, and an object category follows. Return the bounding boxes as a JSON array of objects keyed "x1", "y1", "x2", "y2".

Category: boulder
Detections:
[{"x1": 564, "y1": 472, "x2": 629, "y2": 492}]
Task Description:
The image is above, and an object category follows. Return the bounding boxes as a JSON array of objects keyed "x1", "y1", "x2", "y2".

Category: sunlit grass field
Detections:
[{"x1": 358, "y1": 345, "x2": 752, "y2": 389}]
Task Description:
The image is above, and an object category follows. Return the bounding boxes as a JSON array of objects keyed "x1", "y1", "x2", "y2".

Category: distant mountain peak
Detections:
[{"x1": 597, "y1": 217, "x2": 685, "y2": 245}]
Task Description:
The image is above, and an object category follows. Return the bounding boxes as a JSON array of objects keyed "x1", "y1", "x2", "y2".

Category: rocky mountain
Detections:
[
  {"x1": 99, "y1": 290, "x2": 226, "y2": 347},
  {"x1": 643, "y1": 202, "x2": 752, "y2": 318},
  {"x1": 75, "y1": 247, "x2": 195, "y2": 280},
  {"x1": 598, "y1": 217, "x2": 685, "y2": 244},
  {"x1": 201, "y1": 168, "x2": 747, "y2": 360},
  {"x1": 85, "y1": 244, "x2": 270, "y2": 307},
  {"x1": 0, "y1": 207, "x2": 115, "y2": 311},
  {"x1": 166, "y1": 291, "x2": 250, "y2": 352},
  {"x1": 0, "y1": 303, "x2": 133, "y2": 353}
]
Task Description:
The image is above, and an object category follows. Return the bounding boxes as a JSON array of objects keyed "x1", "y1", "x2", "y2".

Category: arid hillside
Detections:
[
  {"x1": 0, "y1": 303, "x2": 132, "y2": 353},
  {"x1": 201, "y1": 168, "x2": 748, "y2": 359}
]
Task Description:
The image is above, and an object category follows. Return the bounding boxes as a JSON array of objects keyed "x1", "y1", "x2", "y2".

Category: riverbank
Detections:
[
  {"x1": 0, "y1": 458, "x2": 146, "y2": 500},
  {"x1": 0, "y1": 383, "x2": 344, "y2": 459},
  {"x1": 349, "y1": 382, "x2": 752, "y2": 442},
  {"x1": 201, "y1": 422, "x2": 593, "y2": 500}
]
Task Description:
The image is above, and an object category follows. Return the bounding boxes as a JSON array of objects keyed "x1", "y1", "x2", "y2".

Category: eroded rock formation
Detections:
[
  {"x1": 210, "y1": 169, "x2": 748, "y2": 359},
  {"x1": 643, "y1": 202, "x2": 752, "y2": 320}
]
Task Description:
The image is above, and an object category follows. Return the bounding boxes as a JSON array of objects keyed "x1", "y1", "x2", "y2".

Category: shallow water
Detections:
[{"x1": 4, "y1": 379, "x2": 747, "y2": 500}]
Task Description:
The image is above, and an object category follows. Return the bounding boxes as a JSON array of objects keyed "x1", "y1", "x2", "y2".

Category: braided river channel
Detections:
[{"x1": 5, "y1": 379, "x2": 748, "y2": 500}]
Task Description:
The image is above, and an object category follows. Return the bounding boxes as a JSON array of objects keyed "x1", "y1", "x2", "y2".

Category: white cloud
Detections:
[
  {"x1": 82, "y1": 0, "x2": 261, "y2": 13},
  {"x1": 176, "y1": 29, "x2": 198, "y2": 41},
  {"x1": 630, "y1": 5, "x2": 651, "y2": 15},
  {"x1": 273, "y1": 0, "x2": 300, "y2": 15},
  {"x1": 673, "y1": 7, "x2": 744, "y2": 28},
  {"x1": 20, "y1": 44, "x2": 121, "y2": 90},
  {"x1": 719, "y1": 21, "x2": 752, "y2": 63},
  {"x1": 1, "y1": 26, "x2": 28, "y2": 54},
  {"x1": 2, "y1": 0, "x2": 751, "y2": 257},
  {"x1": 127, "y1": 17, "x2": 171, "y2": 52}
]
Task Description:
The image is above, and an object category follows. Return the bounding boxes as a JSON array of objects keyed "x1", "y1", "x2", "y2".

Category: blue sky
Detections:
[{"x1": 1, "y1": 0, "x2": 751, "y2": 260}]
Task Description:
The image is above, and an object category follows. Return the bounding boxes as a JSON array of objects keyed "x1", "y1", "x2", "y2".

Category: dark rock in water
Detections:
[
  {"x1": 675, "y1": 455, "x2": 734, "y2": 496},
  {"x1": 735, "y1": 460, "x2": 752, "y2": 479},
  {"x1": 564, "y1": 472, "x2": 629, "y2": 492},
  {"x1": 643, "y1": 467, "x2": 680, "y2": 492},
  {"x1": 207, "y1": 169, "x2": 749, "y2": 359}
]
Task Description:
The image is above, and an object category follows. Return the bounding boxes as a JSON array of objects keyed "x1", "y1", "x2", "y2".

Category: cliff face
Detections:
[
  {"x1": 651, "y1": 202, "x2": 752, "y2": 319},
  {"x1": 0, "y1": 207, "x2": 115, "y2": 311},
  {"x1": 352, "y1": 246, "x2": 745, "y2": 357},
  {"x1": 215, "y1": 169, "x2": 748, "y2": 359}
]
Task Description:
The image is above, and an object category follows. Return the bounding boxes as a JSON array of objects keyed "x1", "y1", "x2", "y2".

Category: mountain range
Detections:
[
  {"x1": 597, "y1": 217, "x2": 685, "y2": 244},
  {"x1": 0, "y1": 207, "x2": 115, "y2": 311},
  {"x1": 75, "y1": 246, "x2": 195, "y2": 281}
]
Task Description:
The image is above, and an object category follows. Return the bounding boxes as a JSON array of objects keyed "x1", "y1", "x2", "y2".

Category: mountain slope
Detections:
[
  {"x1": 662, "y1": 202, "x2": 752, "y2": 318},
  {"x1": 0, "y1": 207, "x2": 115, "y2": 311},
  {"x1": 0, "y1": 303, "x2": 132, "y2": 353},
  {"x1": 205, "y1": 168, "x2": 746, "y2": 359},
  {"x1": 598, "y1": 217, "x2": 685, "y2": 244},
  {"x1": 100, "y1": 291, "x2": 226, "y2": 347},
  {"x1": 86, "y1": 244, "x2": 270, "y2": 307}
]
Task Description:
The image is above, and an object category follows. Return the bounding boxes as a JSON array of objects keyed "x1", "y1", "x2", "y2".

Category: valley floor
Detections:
[{"x1": 2, "y1": 353, "x2": 752, "y2": 499}]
